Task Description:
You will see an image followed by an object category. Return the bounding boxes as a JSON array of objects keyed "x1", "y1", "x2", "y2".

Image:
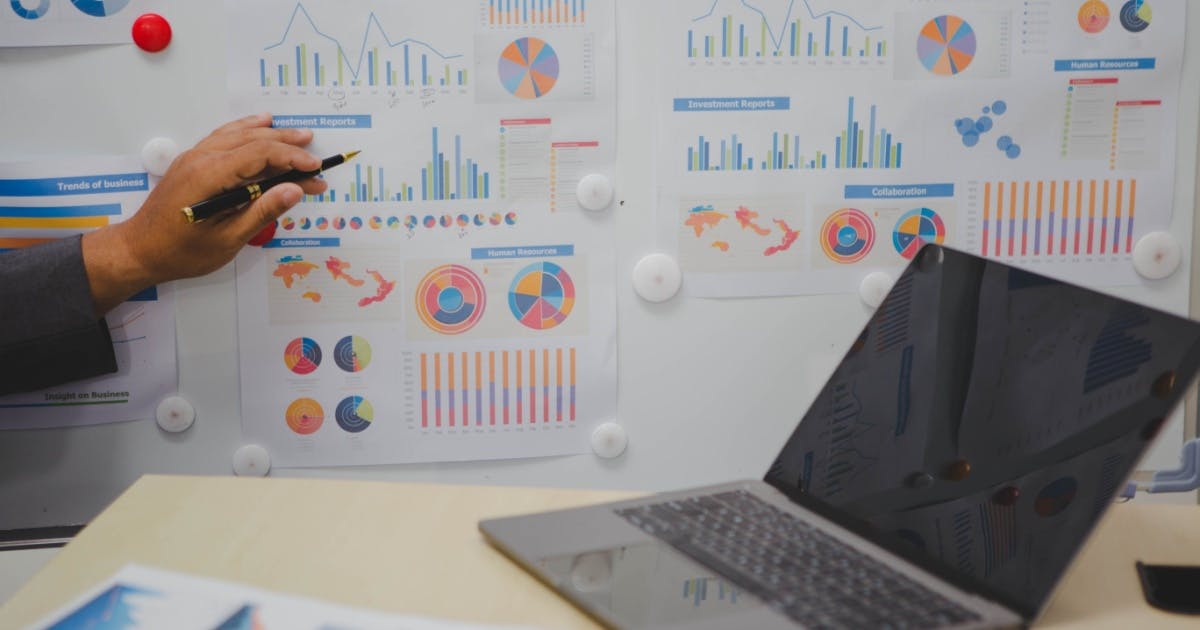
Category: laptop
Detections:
[{"x1": 480, "y1": 245, "x2": 1200, "y2": 629}]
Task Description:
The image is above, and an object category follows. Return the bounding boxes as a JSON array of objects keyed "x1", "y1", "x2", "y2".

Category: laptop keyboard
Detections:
[{"x1": 615, "y1": 490, "x2": 982, "y2": 629}]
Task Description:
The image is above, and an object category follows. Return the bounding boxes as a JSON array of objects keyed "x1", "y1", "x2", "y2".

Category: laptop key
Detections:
[{"x1": 617, "y1": 492, "x2": 981, "y2": 629}]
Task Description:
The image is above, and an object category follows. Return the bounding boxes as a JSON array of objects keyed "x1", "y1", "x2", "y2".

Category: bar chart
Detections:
[
  {"x1": 977, "y1": 179, "x2": 1137, "y2": 259},
  {"x1": 416, "y1": 348, "x2": 577, "y2": 428},
  {"x1": 304, "y1": 128, "x2": 491, "y2": 203},
  {"x1": 685, "y1": 97, "x2": 903, "y2": 171},
  {"x1": 686, "y1": 0, "x2": 888, "y2": 61},
  {"x1": 257, "y1": 3, "x2": 468, "y2": 89}
]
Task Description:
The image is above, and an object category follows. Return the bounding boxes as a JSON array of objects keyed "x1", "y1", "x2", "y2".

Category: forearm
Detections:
[
  {"x1": 80, "y1": 223, "x2": 160, "y2": 315},
  {"x1": 0, "y1": 235, "x2": 118, "y2": 394}
]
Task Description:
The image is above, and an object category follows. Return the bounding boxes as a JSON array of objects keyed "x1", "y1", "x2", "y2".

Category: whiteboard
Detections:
[{"x1": 0, "y1": 1, "x2": 1196, "y2": 531}]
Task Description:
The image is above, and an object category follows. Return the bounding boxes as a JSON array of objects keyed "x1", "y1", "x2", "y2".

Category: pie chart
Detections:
[
  {"x1": 499, "y1": 37, "x2": 559, "y2": 99},
  {"x1": 415, "y1": 264, "x2": 487, "y2": 335},
  {"x1": 334, "y1": 335, "x2": 371, "y2": 373},
  {"x1": 917, "y1": 15, "x2": 976, "y2": 76},
  {"x1": 285, "y1": 398, "x2": 324, "y2": 435},
  {"x1": 1119, "y1": 0, "x2": 1151, "y2": 32},
  {"x1": 892, "y1": 208, "x2": 946, "y2": 260},
  {"x1": 69, "y1": 0, "x2": 131, "y2": 17},
  {"x1": 508, "y1": 262, "x2": 575, "y2": 330},
  {"x1": 1078, "y1": 0, "x2": 1111, "y2": 33},
  {"x1": 283, "y1": 337, "x2": 322, "y2": 375},
  {"x1": 820, "y1": 208, "x2": 875, "y2": 263},
  {"x1": 335, "y1": 396, "x2": 374, "y2": 433}
]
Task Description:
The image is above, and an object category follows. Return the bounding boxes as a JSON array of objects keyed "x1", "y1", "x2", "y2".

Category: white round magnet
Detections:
[
  {"x1": 155, "y1": 395, "x2": 195, "y2": 433},
  {"x1": 590, "y1": 422, "x2": 628, "y2": 459},
  {"x1": 632, "y1": 253, "x2": 681, "y2": 303},
  {"x1": 140, "y1": 137, "x2": 179, "y2": 177},
  {"x1": 232, "y1": 444, "x2": 271, "y2": 477},
  {"x1": 859, "y1": 271, "x2": 894, "y2": 309},
  {"x1": 576, "y1": 173, "x2": 614, "y2": 212},
  {"x1": 1132, "y1": 232, "x2": 1181, "y2": 280}
]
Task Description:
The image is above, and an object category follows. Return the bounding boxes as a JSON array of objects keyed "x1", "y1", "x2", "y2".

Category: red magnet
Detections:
[
  {"x1": 132, "y1": 13, "x2": 172, "y2": 53},
  {"x1": 248, "y1": 221, "x2": 277, "y2": 247}
]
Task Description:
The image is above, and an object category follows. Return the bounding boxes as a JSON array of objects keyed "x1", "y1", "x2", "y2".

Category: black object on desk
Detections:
[{"x1": 1137, "y1": 561, "x2": 1200, "y2": 614}]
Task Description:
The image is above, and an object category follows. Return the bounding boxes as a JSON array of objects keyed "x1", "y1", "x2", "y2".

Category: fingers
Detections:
[
  {"x1": 199, "y1": 126, "x2": 314, "y2": 152},
  {"x1": 205, "y1": 112, "x2": 272, "y2": 139},
  {"x1": 223, "y1": 183, "x2": 304, "y2": 243},
  {"x1": 213, "y1": 140, "x2": 323, "y2": 190}
]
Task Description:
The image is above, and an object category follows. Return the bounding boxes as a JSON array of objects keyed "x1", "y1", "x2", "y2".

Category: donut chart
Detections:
[
  {"x1": 1119, "y1": 0, "x2": 1151, "y2": 32},
  {"x1": 10, "y1": 0, "x2": 50, "y2": 19},
  {"x1": 335, "y1": 396, "x2": 374, "y2": 433},
  {"x1": 820, "y1": 209, "x2": 876, "y2": 264},
  {"x1": 1078, "y1": 0, "x2": 1111, "y2": 33},
  {"x1": 283, "y1": 337, "x2": 322, "y2": 375},
  {"x1": 285, "y1": 398, "x2": 324, "y2": 435},
  {"x1": 892, "y1": 208, "x2": 946, "y2": 260},
  {"x1": 499, "y1": 37, "x2": 560, "y2": 99},
  {"x1": 415, "y1": 265, "x2": 487, "y2": 335},
  {"x1": 334, "y1": 335, "x2": 372, "y2": 373},
  {"x1": 916, "y1": 15, "x2": 976, "y2": 76},
  {"x1": 508, "y1": 262, "x2": 576, "y2": 330},
  {"x1": 69, "y1": 0, "x2": 131, "y2": 17}
]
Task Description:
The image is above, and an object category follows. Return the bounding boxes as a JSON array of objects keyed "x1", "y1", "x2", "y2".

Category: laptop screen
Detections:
[{"x1": 764, "y1": 245, "x2": 1200, "y2": 619}]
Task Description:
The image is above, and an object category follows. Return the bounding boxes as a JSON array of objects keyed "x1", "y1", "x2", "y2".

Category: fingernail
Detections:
[{"x1": 281, "y1": 185, "x2": 301, "y2": 205}]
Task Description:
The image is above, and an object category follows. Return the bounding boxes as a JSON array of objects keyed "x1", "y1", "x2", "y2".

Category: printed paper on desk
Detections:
[{"x1": 32, "y1": 564, "x2": 543, "y2": 630}]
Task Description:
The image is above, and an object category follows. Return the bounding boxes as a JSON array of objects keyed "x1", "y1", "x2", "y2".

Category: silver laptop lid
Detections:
[{"x1": 765, "y1": 245, "x2": 1200, "y2": 620}]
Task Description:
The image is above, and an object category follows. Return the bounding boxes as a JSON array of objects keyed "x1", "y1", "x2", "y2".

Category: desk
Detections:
[{"x1": 1, "y1": 475, "x2": 1198, "y2": 628}]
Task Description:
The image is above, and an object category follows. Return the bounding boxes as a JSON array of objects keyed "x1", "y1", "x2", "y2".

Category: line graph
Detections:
[
  {"x1": 687, "y1": 0, "x2": 888, "y2": 61},
  {"x1": 257, "y1": 3, "x2": 468, "y2": 89}
]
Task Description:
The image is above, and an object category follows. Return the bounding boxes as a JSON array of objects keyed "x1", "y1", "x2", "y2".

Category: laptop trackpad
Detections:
[{"x1": 536, "y1": 541, "x2": 784, "y2": 628}]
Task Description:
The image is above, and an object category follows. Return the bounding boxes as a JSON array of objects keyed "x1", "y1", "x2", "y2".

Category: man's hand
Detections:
[{"x1": 81, "y1": 113, "x2": 328, "y2": 314}]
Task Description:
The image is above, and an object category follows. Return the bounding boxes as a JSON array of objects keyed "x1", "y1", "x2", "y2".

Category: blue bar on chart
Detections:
[{"x1": 421, "y1": 128, "x2": 491, "y2": 201}]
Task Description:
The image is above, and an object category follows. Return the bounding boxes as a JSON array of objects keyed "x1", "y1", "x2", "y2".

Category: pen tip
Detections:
[{"x1": 345, "y1": 150, "x2": 361, "y2": 160}]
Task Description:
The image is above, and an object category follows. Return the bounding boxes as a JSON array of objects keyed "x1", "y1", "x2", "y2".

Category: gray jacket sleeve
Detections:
[{"x1": 0, "y1": 235, "x2": 118, "y2": 395}]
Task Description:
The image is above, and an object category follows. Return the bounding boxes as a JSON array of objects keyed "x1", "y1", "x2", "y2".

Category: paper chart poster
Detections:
[
  {"x1": 226, "y1": 0, "x2": 617, "y2": 467},
  {"x1": 655, "y1": 0, "x2": 1186, "y2": 297}
]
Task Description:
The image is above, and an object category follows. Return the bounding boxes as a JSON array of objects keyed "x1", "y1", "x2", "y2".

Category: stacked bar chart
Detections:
[
  {"x1": 979, "y1": 179, "x2": 1137, "y2": 258},
  {"x1": 417, "y1": 348, "x2": 577, "y2": 428},
  {"x1": 487, "y1": 0, "x2": 587, "y2": 26},
  {"x1": 686, "y1": 97, "x2": 903, "y2": 171},
  {"x1": 258, "y1": 4, "x2": 468, "y2": 88},
  {"x1": 686, "y1": 0, "x2": 887, "y2": 60}
]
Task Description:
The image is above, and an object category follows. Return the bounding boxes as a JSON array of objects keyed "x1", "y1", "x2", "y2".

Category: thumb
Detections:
[{"x1": 228, "y1": 183, "x2": 303, "y2": 242}]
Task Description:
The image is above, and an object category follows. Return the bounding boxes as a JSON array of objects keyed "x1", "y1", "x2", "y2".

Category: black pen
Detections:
[{"x1": 182, "y1": 150, "x2": 360, "y2": 223}]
